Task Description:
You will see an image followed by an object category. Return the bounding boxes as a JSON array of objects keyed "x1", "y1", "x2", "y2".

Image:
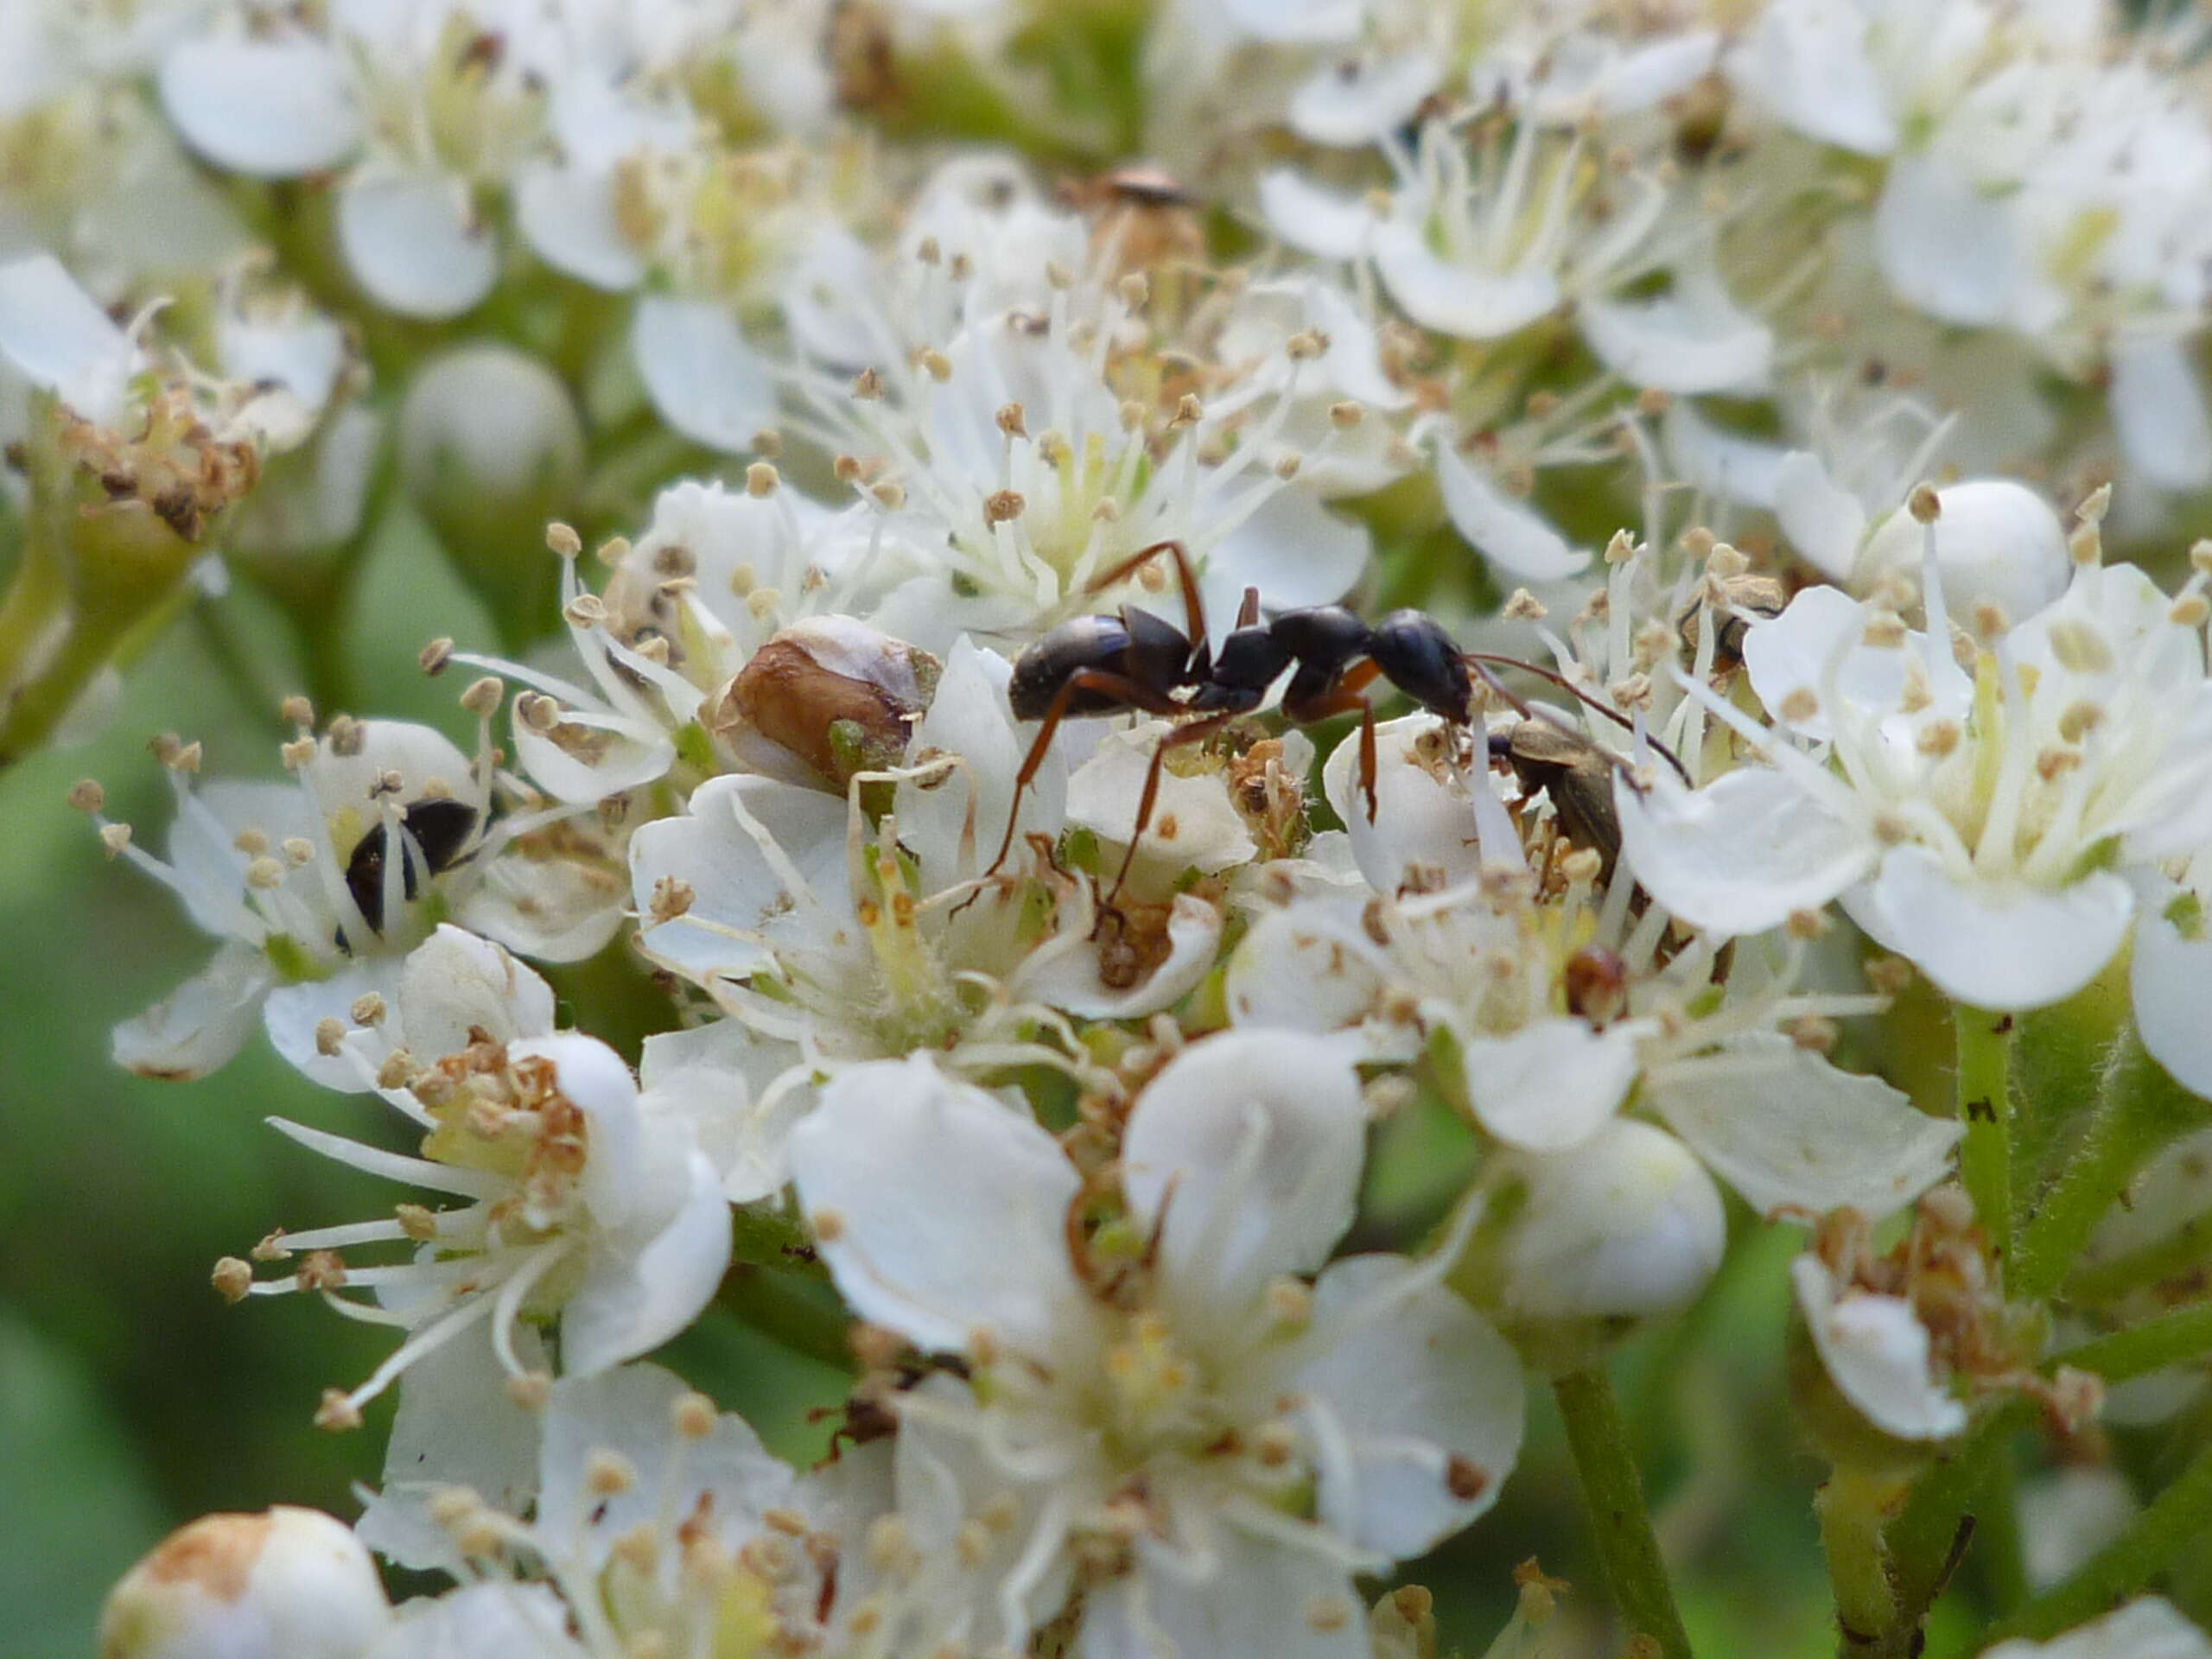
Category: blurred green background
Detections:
[{"x1": 0, "y1": 515, "x2": 2012, "y2": 1658}]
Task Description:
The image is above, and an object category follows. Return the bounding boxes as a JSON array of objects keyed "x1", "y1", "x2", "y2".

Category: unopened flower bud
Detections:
[
  {"x1": 1856, "y1": 480, "x2": 2069, "y2": 628},
  {"x1": 99, "y1": 1507, "x2": 391, "y2": 1659},
  {"x1": 1451, "y1": 1121, "x2": 1726, "y2": 1374},
  {"x1": 711, "y1": 620, "x2": 940, "y2": 791},
  {"x1": 397, "y1": 345, "x2": 585, "y2": 637}
]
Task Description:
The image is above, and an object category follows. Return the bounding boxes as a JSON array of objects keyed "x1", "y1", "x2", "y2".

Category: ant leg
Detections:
[
  {"x1": 1463, "y1": 651, "x2": 1691, "y2": 783},
  {"x1": 1284, "y1": 659, "x2": 1384, "y2": 821},
  {"x1": 1103, "y1": 710, "x2": 1241, "y2": 906},
  {"x1": 982, "y1": 666, "x2": 1190, "y2": 881},
  {"x1": 1084, "y1": 539, "x2": 1207, "y2": 653}
]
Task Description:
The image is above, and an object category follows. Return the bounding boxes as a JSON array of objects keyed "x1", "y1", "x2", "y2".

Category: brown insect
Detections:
[{"x1": 1676, "y1": 572, "x2": 1787, "y2": 672}]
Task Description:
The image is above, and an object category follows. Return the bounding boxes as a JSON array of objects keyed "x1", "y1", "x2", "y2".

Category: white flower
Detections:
[
  {"x1": 100, "y1": 1508, "x2": 391, "y2": 1659},
  {"x1": 1619, "y1": 538, "x2": 2212, "y2": 1013},
  {"x1": 1459, "y1": 1119, "x2": 1727, "y2": 1370},
  {"x1": 97, "y1": 717, "x2": 499, "y2": 1086},
  {"x1": 365, "y1": 1358, "x2": 870, "y2": 1656},
  {"x1": 0, "y1": 250, "x2": 142, "y2": 428},
  {"x1": 1836, "y1": 477, "x2": 2068, "y2": 625},
  {"x1": 629, "y1": 638, "x2": 1213, "y2": 1197},
  {"x1": 456, "y1": 478, "x2": 916, "y2": 804},
  {"x1": 789, "y1": 1035, "x2": 1524, "y2": 1657},
  {"x1": 792, "y1": 232, "x2": 1370, "y2": 648},
  {"x1": 1982, "y1": 1599, "x2": 2212, "y2": 1659},
  {"x1": 1790, "y1": 1251, "x2": 1968, "y2": 1441},
  {"x1": 234, "y1": 950, "x2": 728, "y2": 1423}
]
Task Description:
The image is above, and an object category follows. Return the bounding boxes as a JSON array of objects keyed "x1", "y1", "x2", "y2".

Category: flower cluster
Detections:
[{"x1": 20, "y1": 2, "x2": 2212, "y2": 1656}]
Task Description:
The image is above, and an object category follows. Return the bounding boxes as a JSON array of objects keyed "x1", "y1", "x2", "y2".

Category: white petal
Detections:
[
  {"x1": 563, "y1": 1150, "x2": 728, "y2": 1376},
  {"x1": 2019, "y1": 1467, "x2": 2139, "y2": 1595},
  {"x1": 629, "y1": 774, "x2": 852, "y2": 982},
  {"x1": 1065, "y1": 721, "x2": 1254, "y2": 884},
  {"x1": 2110, "y1": 335, "x2": 2212, "y2": 493},
  {"x1": 897, "y1": 636, "x2": 1062, "y2": 891},
  {"x1": 217, "y1": 308, "x2": 347, "y2": 415},
  {"x1": 788, "y1": 1056, "x2": 1084, "y2": 1357},
  {"x1": 1982, "y1": 1599, "x2": 2212, "y2": 1659},
  {"x1": 1488, "y1": 1122, "x2": 1727, "y2": 1324},
  {"x1": 1294, "y1": 1255, "x2": 1524, "y2": 1556},
  {"x1": 309, "y1": 721, "x2": 481, "y2": 820},
  {"x1": 1011, "y1": 891, "x2": 1224, "y2": 1020},
  {"x1": 395, "y1": 925, "x2": 555, "y2": 1061},
  {"x1": 1288, "y1": 52, "x2": 1441, "y2": 148},
  {"x1": 1741, "y1": 583, "x2": 1912, "y2": 742},
  {"x1": 357, "y1": 1324, "x2": 544, "y2": 1573},
  {"x1": 1726, "y1": 0, "x2": 1897, "y2": 156},
  {"x1": 1650, "y1": 1034, "x2": 1961, "y2": 1219},
  {"x1": 1433, "y1": 441, "x2": 1587, "y2": 581},
  {"x1": 0, "y1": 253, "x2": 137, "y2": 427},
  {"x1": 514, "y1": 163, "x2": 645, "y2": 291},
  {"x1": 638, "y1": 1018, "x2": 804, "y2": 1203},
  {"x1": 456, "y1": 854, "x2": 626, "y2": 965},
  {"x1": 159, "y1": 36, "x2": 361, "y2": 178},
  {"x1": 264, "y1": 959, "x2": 405, "y2": 1092},
  {"x1": 1791, "y1": 1255, "x2": 1966, "y2": 1440},
  {"x1": 2130, "y1": 874, "x2": 2212, "y2": 1100},
  {"x1": 1530, "y1": 31, "x2": 1721, "y2": 120},
  {"x1": 364, "y1": 1584, "x2": 586, "y2": 1659},
  {"x1": 1874, "y1": 154, "x2": 2020, "y2": 327},
  {"x1": 1084, "y1": 1529, "x2": 1366, "y2": 1659},
  {"x1": 1217, "y1": 0, "x2": 1362, "y2": 45},
  {"x1": 1256, "y1": 169, "x2": 1376, "y2": 261},
  {"x1": 1373, "y1": 219, "x2": 1560, "y2": 340},
  {"x1": 513, "y1": 707, "x2": 676, "y2": 804},
  {"x1": 1225, "y1": 901, "x2": 1391, "y2": 1042},
  {"x1": 111, "y1": 943, "x2": 274, "y2": 1081},
  {"x1": 336, "y1": 172, "x2": 498, "y2": 321},
  {"x1": 1122, "y1": 1032, "x2": 1366, "y2": 1318},
  {"x1": 1773, "y1": 451, "x2": 1869, "y2": 582},
  {"x1": 1202, "y1": 488, "x2": 1370, "y2": 626},
  {"x1": 1666, "y1": 403, "x2": 1787, "y2": 511},
  {"x1": 779, "y1": 226, "x2": 899, "y2": 368},
  {"x1": 1580, "y1": 275, "x2": 1773, "y2": 395},
  {"x1": 1852, "y1": 849, "x2": 2134, "y2": 1013},
  {"x1": 537, "y1": 1363, "x2": 792, "y2": 1566},
  {"x1": 632, "y1": 294, "x2": 777, "y2": 454},
  {"x1": 1616, "y1": 767, "x2": 1875, "y2": 938},
  {"x1": 1459, "y1": 1017, "x2": 1638, "y2": 1154},
  {"x1": 1319, "y1": 713, "x2": 1482, "y2": 893}
]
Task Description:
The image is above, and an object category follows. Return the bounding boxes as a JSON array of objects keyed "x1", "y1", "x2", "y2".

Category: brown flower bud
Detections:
[{"x1": 710, "y1": 620, "x2": 940, "y2": 790}]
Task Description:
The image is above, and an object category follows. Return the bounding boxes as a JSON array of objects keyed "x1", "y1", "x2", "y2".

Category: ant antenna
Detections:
[{"x1": 1464, "y1": 653, "x2": 1692, "y2": 785}]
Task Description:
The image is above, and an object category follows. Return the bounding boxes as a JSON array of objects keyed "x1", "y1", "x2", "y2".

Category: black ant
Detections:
[
  {"x1": 336, "y1": 797, "x2": 486, "y2": 951},
  {"x1": 984, "y1": 540, "x2": 1685, "y2": 900}
]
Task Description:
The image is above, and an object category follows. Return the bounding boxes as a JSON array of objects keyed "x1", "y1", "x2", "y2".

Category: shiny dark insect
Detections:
[
  {"x1": 986, "y1": 540, "x2": 1682, "y2": 900},
  {"x1": 339, "y1": 797, "x2": 483, "y2": 944}
]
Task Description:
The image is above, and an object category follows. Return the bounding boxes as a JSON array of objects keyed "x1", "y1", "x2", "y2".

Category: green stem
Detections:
[
  {"x1": 0, "y1": 541, "x2": 66, "y2": 683},
  {"x1": 712, "y1": 1264, "x2": 853, "y2": 1372},
  {"x1": 1955, "y1": 1006, "x2": 2017, "y2": 1274},
  {"x1": 2054, "y1": 1302, "x2": 2212, "y2": 1385},
  {"x1": 1819, "y1": 1470, "x2": 1902, "y2": 1650},
  {"x1": 1975, "y1": 1442, "x2": 2029, "y2": 1618},
  {"x1": 1554, "y1": 1366, "x2": 1694, "y2": 1659},
  {"x1": 2017, "y1": 1031, "x2": 2212, "y2": 1305},
  {"x1": 1977, "y1": 1436, "x2": 2212, "y2": 1648},
  {"x1": 1885, "y1": 1405, "x2": 2031, "y2": 1653}
]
